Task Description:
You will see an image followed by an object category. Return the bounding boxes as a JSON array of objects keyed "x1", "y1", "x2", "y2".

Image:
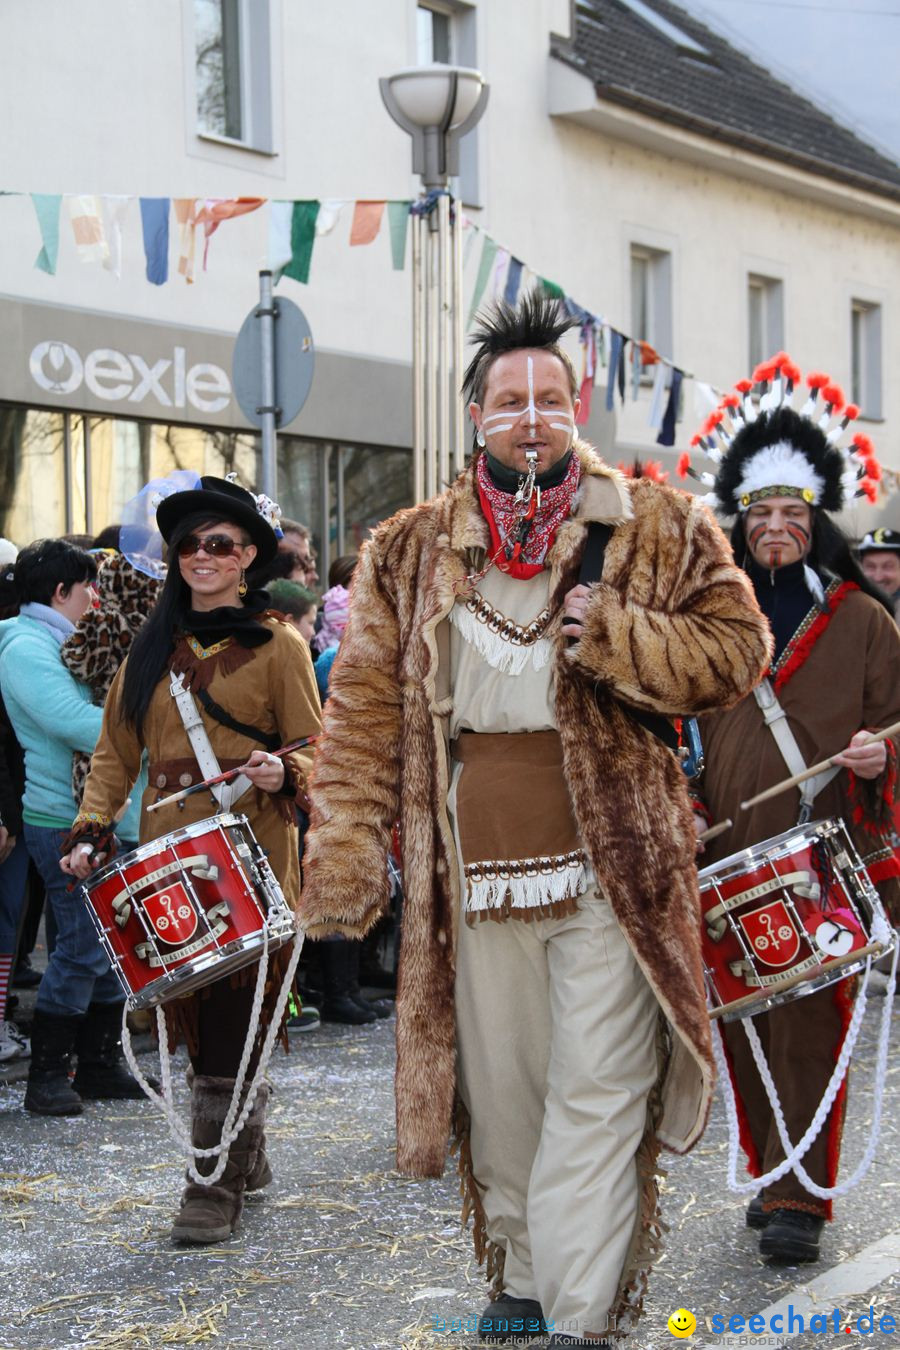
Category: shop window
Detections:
[
  {"x1": 0, "y1": 406, "x2": 68, "y2": 545},
  {"x1": 194, "y1": 0, "x2": 273, "y2": 152}
]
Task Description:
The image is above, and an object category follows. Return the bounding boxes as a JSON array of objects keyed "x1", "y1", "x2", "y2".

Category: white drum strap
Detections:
[
  {"x1": 712, "y1": 927, "x2": 897, "y2": 1200},
  {"x1": 169, "y1": 671, "x2": 252, "y2": 811},
  {"x1": 121, "y1": 928, "x2": 306, "y2": 1186},
  {"x1": 753, "y1": 679, "x2": 840, "y2": 823}
]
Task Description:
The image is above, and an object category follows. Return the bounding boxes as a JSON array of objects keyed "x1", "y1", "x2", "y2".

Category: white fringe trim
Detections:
[
  {"x1": 465, "y1": 857, "x2": 588, "y2": 915},
  {"x1": 450, "y1": 601, "x2": 552, "y2": 676}
]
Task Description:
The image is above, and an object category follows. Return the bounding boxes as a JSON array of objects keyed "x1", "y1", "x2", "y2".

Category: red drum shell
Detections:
[
  {"x1": 698, "y1": 817, "x2": 890, "y2": 1021},
  {"x1": 83, "y1": 814, "x2": 294, "y2": 1009}
]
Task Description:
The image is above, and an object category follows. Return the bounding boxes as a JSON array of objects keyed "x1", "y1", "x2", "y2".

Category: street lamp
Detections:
[{"x1": 380, "y1": 65, "x2": 489, "y2": 502}]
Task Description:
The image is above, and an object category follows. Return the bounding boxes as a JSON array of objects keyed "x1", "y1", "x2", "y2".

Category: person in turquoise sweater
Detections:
[{"x1": 0, "y1": 539, "x2": 144, "y2": 1115}]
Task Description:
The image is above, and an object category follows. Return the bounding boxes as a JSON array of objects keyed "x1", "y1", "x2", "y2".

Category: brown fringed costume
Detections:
[
  {"x1": 696, "y1": 577, "x2": 899, "y2": 1223},
  {"x1": 301, "y1": 442, "x2": 771, "y2": 1336},
  {"x1": 71, "y1": 614, "x2": 321, "y2": 1053}
]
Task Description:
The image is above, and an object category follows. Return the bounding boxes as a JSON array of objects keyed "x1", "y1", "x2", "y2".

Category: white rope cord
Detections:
[
  {"x1": 122, "y1": 925, "x2": 305, "y2": 1186},
  {"x1": 713, "y1": 939, "x2": 897, "y2": 1199}
]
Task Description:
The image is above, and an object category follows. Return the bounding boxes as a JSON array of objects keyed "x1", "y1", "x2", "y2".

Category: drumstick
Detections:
[
  {"x1": 740, "y1": 719, "x2": 900, "y2": 812},
  {"x1": 698, "y1": 818, "x2": 732, "y2": 844},
  {"x1": 146, "y1": 737, "x2": 317, "y2": 813}
]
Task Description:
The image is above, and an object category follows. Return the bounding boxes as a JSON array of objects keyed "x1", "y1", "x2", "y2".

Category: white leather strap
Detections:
[
  {"x1": 753, "y1": 678, "x2": 840, "y2": 819},
  {"x1": 169, "y1": 672, "x2": 252, "y2": 811}
]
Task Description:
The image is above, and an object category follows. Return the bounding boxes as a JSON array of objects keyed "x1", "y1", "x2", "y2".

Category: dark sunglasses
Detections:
[{"x1": 177, "y1": 533, "x2": 242, "y2": 559}]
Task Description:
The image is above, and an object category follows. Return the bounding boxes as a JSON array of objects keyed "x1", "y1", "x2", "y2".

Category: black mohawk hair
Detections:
[{"x1": 463, "y1": 290, "x2": 579, "y2": 405}]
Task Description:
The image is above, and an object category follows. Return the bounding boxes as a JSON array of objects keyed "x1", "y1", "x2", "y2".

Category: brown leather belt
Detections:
[{"x1": 148, "y1": 757, "x2": 244, "y2": 792}]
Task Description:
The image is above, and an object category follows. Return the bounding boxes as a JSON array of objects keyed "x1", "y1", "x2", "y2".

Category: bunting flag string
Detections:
[
  {"x1": 30, "y1": 193, "x2": 61, "y2": 275},
  {"x1": 174, "y1": 197, "x2": 199, "y2": 282},
  {"x1": 6, "y1": 190, "x2": 709, "y2": 448},
  {"x1": 503, "y1": 256, "x2": 523, "y2": 307},
  {"x1": 102, "y1": 195, "x2": 132, "y2": 280},
  {"x1": 349, "y1": 200, "x2": 385, "y2": 246},
  {"x1": 387, "y1": 200, "x2": 410, "y2": 270},
  {"x1": 139, "y1": 197, "x2": 169, "y2": 285},
  {"x1": 67, "y1": 195, "x2": 109, "y2": 265}
]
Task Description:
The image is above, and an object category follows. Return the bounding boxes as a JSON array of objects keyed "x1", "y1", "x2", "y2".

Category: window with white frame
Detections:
[
  {"x1": 416, "y1": 2, "x2": 481, "y2": 208},
  {"x1": 748, "y1": 274, "x2": 784, "y2": 370},
  {"x1": 851, "y1": 300, "x2": 883, "y2": 419},
  {"x1": 630, "y1": 244, "x2": 673, "y2": 361},
  {"x1": 194, "y1": 0, "x2": 273, "y2": 152}
]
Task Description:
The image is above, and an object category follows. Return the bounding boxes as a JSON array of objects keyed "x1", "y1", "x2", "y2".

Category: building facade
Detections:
[{"x1": 0, "y1": 0, "x2": 897, "y2": 563}]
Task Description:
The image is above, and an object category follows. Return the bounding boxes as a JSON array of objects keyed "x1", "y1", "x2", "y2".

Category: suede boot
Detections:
[
  {"x1": 171, "y1": 1075, "x2": 268, "y2": 1244},
  {"x1": 23, "y1": 1009, "x2": 84, "y2": 1116},
  {"x1": 72, "y1": 1000, "x2": 152, "y2": 1099},
  {"x1": 184, "y1": 1068, "x2": 272, "y2": 1193}
]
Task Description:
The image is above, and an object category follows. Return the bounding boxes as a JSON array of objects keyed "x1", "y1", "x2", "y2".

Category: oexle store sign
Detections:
[{"x1": 1, "y1": 295, "x2": 251, "y2": 429}]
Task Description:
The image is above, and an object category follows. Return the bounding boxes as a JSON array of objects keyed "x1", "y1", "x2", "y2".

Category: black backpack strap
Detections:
[
  {"x1": 577, "y1": 521, "x2": 680, "y2": 756},
  {"x1": 196, "y1": 687, "x2": 280, "y2": 752}
]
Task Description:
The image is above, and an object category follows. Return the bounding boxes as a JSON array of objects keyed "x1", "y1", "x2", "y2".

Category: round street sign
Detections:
[{"x1": 232, "y1": 296, "x2": 314, "y2": 429}]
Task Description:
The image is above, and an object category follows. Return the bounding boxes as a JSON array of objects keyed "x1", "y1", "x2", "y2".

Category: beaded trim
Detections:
[
  {"x1": 463, "y1": 591, "x2": 552, "y2": 647},
  {"x1": 72, "y1": 811, "x2": 113, "y2": 827},
  {"x1": 740, "y1": 484, "x2": 816, "y2": 509},
  {"x1": 464, "y1": 849, "x2": 586, "y2": 885},
  {"x1": 185, "y1": 634, "x2": 233, "y2": 660},
  {"x1": 770, "y1": 578, "x2": 841, "y2": 683}
]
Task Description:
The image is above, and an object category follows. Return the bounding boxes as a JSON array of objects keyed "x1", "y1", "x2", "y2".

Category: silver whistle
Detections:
[{"x1": 515, "y1": 449, "x2": 540, "y2": 514}]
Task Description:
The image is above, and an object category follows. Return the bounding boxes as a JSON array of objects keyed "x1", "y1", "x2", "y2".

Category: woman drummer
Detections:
[{"x1": 61, "y1": 475, "x2": 322, "y2": 1245}]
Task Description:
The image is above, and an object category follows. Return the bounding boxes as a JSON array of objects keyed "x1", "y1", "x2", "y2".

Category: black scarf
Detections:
[
  {"x1": 746, "y1": 558, "x2": 818, "y2": 663},
  {"x1": 484, "y1": 448, "x2": 574, "y2": 494},
  {"x1": 180, "y1": 589, "x2": 273, "y2": 649}
]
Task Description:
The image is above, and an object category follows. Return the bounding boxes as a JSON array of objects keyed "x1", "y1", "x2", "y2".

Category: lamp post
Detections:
[{"x1": 380, "y1": 65, "x2": 489, "y2": 503}]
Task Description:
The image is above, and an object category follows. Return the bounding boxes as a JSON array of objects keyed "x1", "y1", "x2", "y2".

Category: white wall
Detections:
[{"x1": 0, "y1": 0, "x2": 896, "y2": 514}]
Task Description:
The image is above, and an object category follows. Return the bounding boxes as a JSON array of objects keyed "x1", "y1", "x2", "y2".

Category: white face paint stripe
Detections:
[
  {"x1": 483, "y1": 423, "x2": 515, "y2": 436},
  {"x1": 480, "y1": 410, "x2": 575, "y2": 426},
  {"x1": 527, "y1": 355, "x2": 536, "y2": 434}
]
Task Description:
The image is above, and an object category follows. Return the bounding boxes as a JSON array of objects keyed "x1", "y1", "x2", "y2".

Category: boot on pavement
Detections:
[
  {"x1": 72, "y1": 1000, "x2": 152, "y2": 1099},
  {"x1": 171, "y1": 1075, "x2": 269, "y2": 1244},
  {"x1": 23, "y1": 1009, "x2": 84, "y2": 1115},
  {"x1": 318, "y1": 941, "x2": 378, "y2": 1025}
]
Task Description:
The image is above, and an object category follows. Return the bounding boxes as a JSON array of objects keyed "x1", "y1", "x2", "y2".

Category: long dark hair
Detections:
[
  {"x1": 121, "y1": 511, "x2": 237, "y2": 736},
  {"x1": 730, "y1": 510, "x2": 895, "y2": 615}
]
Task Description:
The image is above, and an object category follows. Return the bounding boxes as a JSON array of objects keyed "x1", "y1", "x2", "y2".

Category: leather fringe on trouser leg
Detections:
[
  {"x1": 605, "y1": 1020, "x2": 669, "y2": 1342},
  {"x1": 452, "y1": 1096, "x2": 507, "y2": 1297},
  {"x1": 170, "y1": 1074, "x2": 270, "y2": 1244}
]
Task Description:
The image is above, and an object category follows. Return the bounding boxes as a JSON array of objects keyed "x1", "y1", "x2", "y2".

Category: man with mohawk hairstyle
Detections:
[
  {"x1": 300, "y1": 293, "x2": 770, "y2": 1346},
  {"x1": 683, "y1": 354, "x2": 900, "y2": 1265}
]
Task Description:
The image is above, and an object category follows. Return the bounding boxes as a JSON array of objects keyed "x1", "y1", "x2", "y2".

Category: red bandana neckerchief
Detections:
[{"x1": 475, "y1": 451, "x2": 581, "y2": 580}]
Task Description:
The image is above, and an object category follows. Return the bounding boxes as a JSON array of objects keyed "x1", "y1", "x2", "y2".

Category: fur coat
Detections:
[{"x1": 300, "y1": 444, "x2": 772, "y2": 1178}]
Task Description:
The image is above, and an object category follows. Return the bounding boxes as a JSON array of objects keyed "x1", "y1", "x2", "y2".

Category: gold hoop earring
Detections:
[{"x1": 238, "y1": 568, "x2": 248, "y2": 598}]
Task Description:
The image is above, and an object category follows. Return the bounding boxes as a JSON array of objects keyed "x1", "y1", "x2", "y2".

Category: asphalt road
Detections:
[{"x1": 1, "y1": 983, "x2": 897, "y2": 1350}]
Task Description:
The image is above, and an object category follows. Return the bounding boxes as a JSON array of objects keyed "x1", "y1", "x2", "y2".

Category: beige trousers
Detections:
[{"x1": 455, "y1": 890, "x2": 659, "y2": 1335}]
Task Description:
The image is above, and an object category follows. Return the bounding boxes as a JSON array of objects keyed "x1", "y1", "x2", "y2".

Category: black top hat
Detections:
[
  {"x1": 859, "y1": 527, "x2": 900, "y2": 555},
  {"x1": 156, "y1": 476, "x2": 278, "y2": 565}
]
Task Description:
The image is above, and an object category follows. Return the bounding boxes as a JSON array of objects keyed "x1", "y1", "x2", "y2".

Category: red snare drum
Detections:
[
  {"x1": 698, "y1": 817, "x2": 894, "y2": 1022},
  {"x1": 83, "y1": 814, "x2": 295, "y2": 1009}
]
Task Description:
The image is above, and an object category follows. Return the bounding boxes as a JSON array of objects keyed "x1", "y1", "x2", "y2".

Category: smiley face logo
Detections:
[{"x1": 667, "y1": 1308, "x2": 697, "y2": 1338}]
